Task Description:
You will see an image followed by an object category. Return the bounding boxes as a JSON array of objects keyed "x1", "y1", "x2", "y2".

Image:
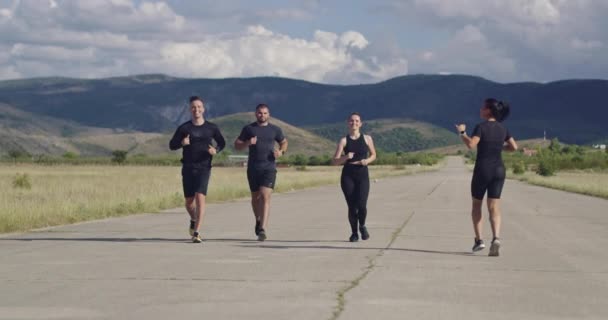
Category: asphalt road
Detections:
[{"x1": 1, "y1": 157, "x2": 607, "y2": 319}]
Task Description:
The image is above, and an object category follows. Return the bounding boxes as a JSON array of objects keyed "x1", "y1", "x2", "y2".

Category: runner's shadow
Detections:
[
  {"x1": 1, "y1": 237, "x2": 189, "y2": 243},
  {"x1": 1, "y1": 237, "x2": 347, "y2": 244},
  {"x1": 238, "y1": 244, "x2": 475, "y2": 256}
]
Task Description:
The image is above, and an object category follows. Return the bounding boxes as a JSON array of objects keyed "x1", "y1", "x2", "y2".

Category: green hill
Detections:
[
  {"x1": 1, "y1": 73, "x2": 607, "y2": 146},
  {"x1": 183, "y1": 112, "x2": 335, "y2": 156},
  {"x1": 0, "y1": 104, "x2": 335, "y2": 157},
  {"x1": 308, "y1": 118, "x2": 460, "y2": 152}
]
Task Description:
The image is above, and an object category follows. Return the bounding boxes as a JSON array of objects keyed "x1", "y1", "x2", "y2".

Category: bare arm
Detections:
[
  {"x1": 503, "y1": 137, "x2": 518, "y2": 152},
  {"x1": 234, "y1": 138, "x2": 249, "y2": 151},
  {"x1": 460, "y1": 134, "x2": 480, "y2": 149},
  {"x1": 332, "y1": 138, "x2": 350, "y2": 165},
  {"x1": 278, "y1": 139, "x2": 288, "y2": 153},
  {"x1": 361, "y1": 135, "x2": 376, "y2": 165},
  {"x1": 274, "y1": 139, "x2": 288, "y2": 158},
  {"x1": 455, "y1": 124, "x2": 480, "y2": 149}
]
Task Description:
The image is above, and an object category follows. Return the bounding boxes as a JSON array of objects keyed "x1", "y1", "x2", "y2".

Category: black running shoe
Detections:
[
  {"x1": 360, "y1": 226, "x2": 370, "y2": 240},
  {"x1": 257, "y1": 229, "x2": 267, "y2": 241},
  {"x1": 349, "y1": 233, "x2": 359, "y2": 242},
  {"x1": 255, "y1": 220, "x2": 261, "y2": 236},
  {"x1": 472, "y1": 239, "x2": 485, "y2": 252}
]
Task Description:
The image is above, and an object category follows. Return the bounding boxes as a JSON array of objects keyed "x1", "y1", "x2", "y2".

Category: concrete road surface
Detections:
[{"x1": 1, "y1": 157, "x2": 607, "y2": 319}]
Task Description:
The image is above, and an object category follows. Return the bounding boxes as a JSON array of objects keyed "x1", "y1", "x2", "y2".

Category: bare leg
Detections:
[
  {"x1": 193, "y1": 193, "x2": 206, "y2": 232},
  {"x1": 471, "y1": 198, "x2": 483, "y2": 240},
  {"x1": 259, "y1": 187, "x2": 273, "y2": 230},
  {"x1": 487, "y1": 198, "x2": 501, "y2": 240},
  {"x1": 251, "y1": 191, "x2": 262, "y2": 222},
  {"x1": 185, "y1": 197, "x2": 196, "y2": 221}
]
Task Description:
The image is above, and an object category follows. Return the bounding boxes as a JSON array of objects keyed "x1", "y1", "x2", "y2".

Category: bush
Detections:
[
  {"x1": 13, "y1": 173, "x2": 32, "y2": 190},
  {"x1": 111, "y1": 150, "x2": 128, "y2": 164},
  {"x1": 62, "y1": 152, "x2": 78, "y2": 159},
  {"x1": 512, "y1": 161, "x2": 525, "y2": 175},
  {"x1": 292, "y1": 154, "x2": 308, "y2": 166},
  {"x1": 307, "y1": 156, "x2": 322, "y2": 166},
  {"x1": 548, "y1": 138, "x2": 561, "y2": 153},
  {"x1": 537, "y1": 158, "x2": 556, "y2": 176}
]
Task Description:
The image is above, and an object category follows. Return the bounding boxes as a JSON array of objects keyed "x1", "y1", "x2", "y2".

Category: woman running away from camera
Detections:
[
  {"x1": 332, "y1": 112, "x2": 377, "y2": 242},
  {"x1": 456, "y1": 98, "x2": 518, "y2": 256}
]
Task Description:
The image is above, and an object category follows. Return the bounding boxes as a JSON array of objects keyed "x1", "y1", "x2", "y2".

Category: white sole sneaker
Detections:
[
  {"x1": 472, "y1": 241, "x2": 485, "y2": 252},
  {"x1": 489, "y1": 240, "x2": 501, "y2": 257}
]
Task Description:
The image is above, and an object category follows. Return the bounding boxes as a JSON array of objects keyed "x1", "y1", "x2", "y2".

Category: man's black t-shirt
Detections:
[
  {"x1": 238, "y1": 122, "x2": 285, "y2": 170},
  {"x1": 169, "y1": 121, "x2": 226, "y2": 169}
]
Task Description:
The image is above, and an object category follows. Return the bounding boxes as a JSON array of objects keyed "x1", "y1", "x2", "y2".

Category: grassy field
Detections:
[
  {"x1": 1, "y1": 163, "x2": 441, "y2": 234},
  {"x1": 509, "y1": 170, "x2": 608, "y2": 199}
]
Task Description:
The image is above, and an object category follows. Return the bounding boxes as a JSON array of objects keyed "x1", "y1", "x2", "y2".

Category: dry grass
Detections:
[
  {"x1": 0, "y1": 163, "x2": 441, "y2": 234},
  {"x1": 510, "y1": 170, "x2": 608, "y2": 199}
]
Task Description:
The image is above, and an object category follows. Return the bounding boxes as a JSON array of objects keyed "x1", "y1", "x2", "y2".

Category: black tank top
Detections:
[{"x1": 343, "y1": 134, "x2": 369, "y2": 165}]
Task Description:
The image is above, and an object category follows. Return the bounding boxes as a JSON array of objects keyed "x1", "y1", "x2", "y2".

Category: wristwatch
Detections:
[{"x1": 459, "y1": 131, "x2": 466, "y2": 136}]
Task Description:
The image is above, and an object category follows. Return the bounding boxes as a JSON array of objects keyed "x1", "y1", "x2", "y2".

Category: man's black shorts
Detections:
[
  {"x1": 247, "y1": 169, "x2": 277, "y2": 192},
  {"x1": 182, "y1": 167, "x2": 211, "y2": 197}
]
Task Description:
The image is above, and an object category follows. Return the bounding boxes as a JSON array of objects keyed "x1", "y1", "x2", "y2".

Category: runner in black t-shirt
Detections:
[
  {"x1": 332, "y1": 112, "x2": 377, "y2": 242},
  {"x1": 456, "y1": 98, "x2": 518, "y2": 256},
  {"x1": 234, "y1": 104, "x2": 288, "y2": 241},
  {"x1": 169, "y1": 96, "x2": 226, "y2": 243}
]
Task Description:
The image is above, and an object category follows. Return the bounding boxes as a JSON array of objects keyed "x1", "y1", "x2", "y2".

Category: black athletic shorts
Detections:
[
  {"x1": 247, "y1": 169, "x2": 277, "y2": 192},
  {"x1": 182, "y1": 167, "x2": 211, "y2": 197},
  {"x1": 471, "y1": 165, "x2": 505, "y2": 200}
]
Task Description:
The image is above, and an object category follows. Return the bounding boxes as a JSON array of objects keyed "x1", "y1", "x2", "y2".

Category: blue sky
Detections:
[{"x1": 1, "y1": 0, "x2": 606, "y2": 84}]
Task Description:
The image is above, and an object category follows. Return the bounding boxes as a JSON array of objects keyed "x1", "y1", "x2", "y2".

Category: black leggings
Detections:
[{"x1": 340, "y1": 166, "x2": 370, "y2": 234}]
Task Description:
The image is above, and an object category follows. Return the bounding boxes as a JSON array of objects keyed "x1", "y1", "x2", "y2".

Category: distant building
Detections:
[
  {"x1": 227, "y1": 155, "x2": 248, "y2": 166},
  {"x1": 522, "y1": 148, "x2": 538, "y2": 157},
  {"x1": 592, "y1": 144, "x2": 606, "y2": 150}
]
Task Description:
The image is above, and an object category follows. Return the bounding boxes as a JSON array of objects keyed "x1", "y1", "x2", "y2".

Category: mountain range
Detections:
[{"x1": 1, "y1": 73, "x2": 606, "y2": 156}]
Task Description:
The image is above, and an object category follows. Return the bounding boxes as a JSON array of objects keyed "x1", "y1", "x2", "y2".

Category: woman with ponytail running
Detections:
[
  {"x1": 332, "y1": 112, "x2": 377, "y2": 242},
  {"x1": 456, "y1": 98, "x2": 518, "y2": 256}
]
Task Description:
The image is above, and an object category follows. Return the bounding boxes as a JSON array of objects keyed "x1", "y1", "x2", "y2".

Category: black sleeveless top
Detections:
[{"x1": 343, "y1": 134, "x2": 369, "y2": 165}]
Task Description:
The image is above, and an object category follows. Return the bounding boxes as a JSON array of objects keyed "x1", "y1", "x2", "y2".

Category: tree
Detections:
[
  {"x1": 111, "y1": 150, "x2": 128, "y2": 164},
  {"x1": 7, "y1": 149, "x2": 30, "y2": 163},
  {"x1": 548, "y1": 138, "x2": 561, "y2": 153}
]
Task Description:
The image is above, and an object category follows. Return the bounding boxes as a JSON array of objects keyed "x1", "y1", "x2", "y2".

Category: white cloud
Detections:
[
  {"x1": 0, "y1": 0, "x2": 408, "y2": 83},
  {"x1": 150, "y1": 25, "x2": 406, "y2": 83},
  {"x1": 11, "y1": 44, "x2": 97, "y2": 62},
  {"x1": 571, "y1": 38, "x2": 603, "y2": 50},
  {"x1": 410, "y1": 0, "x2": 560, "y2": 25},
  {"x1": 384, "y1": 0, "x2": 608, "y2": 81},
  {"x1": 2, "y1": 0, "x2": 605, "y2": 83},
  {"x1": 453, "y1": 25, "x2": 485, "y2": 43},
  {"x1": 0, "y1": 65, "x2": 21, "y2": 79}
]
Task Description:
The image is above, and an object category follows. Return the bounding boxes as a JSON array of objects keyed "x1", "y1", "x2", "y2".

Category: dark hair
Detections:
[
  {"x1": 484, "y1": 98, "x2": 510, "y2": 122},
  {"x1": 189, "y1": 96, "x2": 203, "y2": 104},
  {"x1": 349, "y1": 112, "x2": 361, "y2": 119},
  {"x1": 256, "y1": 103, "x2": 269, "y2": 111}
]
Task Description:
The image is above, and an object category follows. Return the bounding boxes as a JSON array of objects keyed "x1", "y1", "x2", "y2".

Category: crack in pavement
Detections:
[{"x1": 328, "y1": 178, "x2": 447, "y2": 320}]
